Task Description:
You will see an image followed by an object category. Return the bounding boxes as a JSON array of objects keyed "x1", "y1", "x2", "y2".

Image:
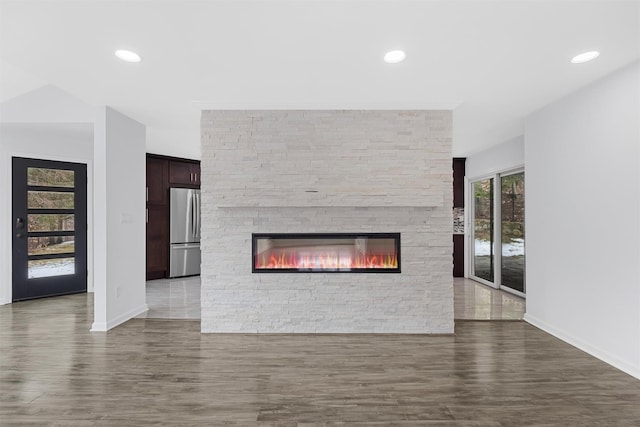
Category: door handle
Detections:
[{"x1": 16, "y1": 218, "x2": 25, "y2": 238}]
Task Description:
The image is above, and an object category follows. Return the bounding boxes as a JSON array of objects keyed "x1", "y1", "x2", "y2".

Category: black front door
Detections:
[{"x1": 12, "y1": 158, "x2": 87, "y2": 301}]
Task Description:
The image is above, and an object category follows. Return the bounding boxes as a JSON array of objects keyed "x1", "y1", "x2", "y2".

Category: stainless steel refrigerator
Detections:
[{"x1": 169, "y1": 188, "x2": 201, "y2": 277}]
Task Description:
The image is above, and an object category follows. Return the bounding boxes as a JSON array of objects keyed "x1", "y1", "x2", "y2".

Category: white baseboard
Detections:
[
  {"x1": 524, "y1": 313, "x2": 640, "y2": 380},
  {"x1": 91, "y1": 303, "x2": 148, "y2": 332}
]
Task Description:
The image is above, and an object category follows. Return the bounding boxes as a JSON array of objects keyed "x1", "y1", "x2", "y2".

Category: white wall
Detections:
[
  {"x1": 91, "y1": 107, "x2": 147, "y2": 331},
  {"x1": 0, "y1": 124, "x2": 94, "y2": 304},
  {"x1": 0, "y1": 85, "x2": 95, "y2": 124},
  {"x1": 465, "y1": 135, "x2": 524, "y2": 180},
  {"x1": 524, "y1": 61, "x2": 640, "y2": 379}
]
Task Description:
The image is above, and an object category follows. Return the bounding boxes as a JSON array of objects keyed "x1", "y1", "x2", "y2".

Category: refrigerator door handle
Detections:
[
  {"x1": 194, "y1": 191, "x2": 199, "y2": 241},
  {"x1": 190, "y1": 191, "x2": 196, "y2": 241},
  {"x1": 191, "y1": 192, "x2": 196, "y2": 242},
  {"x1": 195, "y1": 191, "x2": 201, "y2": 241}
]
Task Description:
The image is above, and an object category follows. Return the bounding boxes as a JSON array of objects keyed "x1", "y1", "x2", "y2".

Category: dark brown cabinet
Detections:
[
  {"x1": 146, "y1": 154, "x2": 200, "y2": 280},
  {"x1": 147, "y1": 157, "x2": 168, "y2": 204},
  {"x1": 453, "y1": 157, "x2": 466, "y2": 277},
  {"x1": 146, "y1": 156, "x2": 169, "y2": 280},
  {"x1": 169, "y1": 160, "x2": 200, "y2": 186},
  {"x1": 146, "y1": 205, "x2": 168, "y2": 280}
]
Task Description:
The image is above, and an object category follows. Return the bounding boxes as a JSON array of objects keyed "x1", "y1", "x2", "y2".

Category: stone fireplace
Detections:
[{"x1": 200, "y1": 110, "x2": 453, "y2": 333}]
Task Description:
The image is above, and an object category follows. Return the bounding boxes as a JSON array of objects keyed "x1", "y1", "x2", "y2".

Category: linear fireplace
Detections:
[{"x1": 252, "y1": 233, "x2": 400, "y2": 273}]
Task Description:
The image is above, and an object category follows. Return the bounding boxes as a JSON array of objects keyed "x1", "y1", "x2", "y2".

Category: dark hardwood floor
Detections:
[{"x1": 1, "y1": 293, "x2": 639, "y2": 426}]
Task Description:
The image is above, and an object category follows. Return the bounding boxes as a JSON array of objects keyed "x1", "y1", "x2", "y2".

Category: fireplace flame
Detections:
[{"x1": 255, "y1": 250, "x2": 398, "y2": 270}]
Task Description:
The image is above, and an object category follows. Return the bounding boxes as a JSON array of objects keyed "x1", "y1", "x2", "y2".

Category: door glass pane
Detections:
[
  {"x1": 501, "y1": 173, "x2": 525, "y2": 292},
  {"x1": 28, "y1": 257, "x2": 75, "y2": 279},
  {"x1": 28, "y1": 191, "x2": 74, "y2": 209},
  {"x1": 27, "y1": 168, "x2": 74, "y2": 188},
  {"x1": 473, "y1": 178, "x2": 494, "y2": 282},
  {"x1": 28, "y1": 236, "x2": 75, "y2": 256},
  {"x1": 28, "y1": 214, "x2": 74, "y2": 232}
]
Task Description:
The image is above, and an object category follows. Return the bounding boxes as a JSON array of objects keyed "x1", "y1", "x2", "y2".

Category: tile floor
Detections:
[
  {"x1": 454, "y1": 277, "x2": 525, "y2": 320},
  {"x1": 136, "y1": 276, "x2": 201, "y2": 319},
  {"x1": 138, "y1": 276, "x2": 525, "y2": 321}
]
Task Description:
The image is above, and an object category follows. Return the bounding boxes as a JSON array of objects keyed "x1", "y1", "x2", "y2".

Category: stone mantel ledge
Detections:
[
  {"x1": 205, "y1": 194, "x2": 447, "y2": 209},
  {"x1": 212, "y1": 203, "x2": 444, "y2": 208}
]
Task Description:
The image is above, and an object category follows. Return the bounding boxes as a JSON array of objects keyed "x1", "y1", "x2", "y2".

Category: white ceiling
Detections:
[{"x1": 1, "y1": 0, "x2": 638, "y2": 159}]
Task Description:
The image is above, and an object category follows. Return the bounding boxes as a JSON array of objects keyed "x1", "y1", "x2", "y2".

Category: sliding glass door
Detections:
[
  {"x1": 500, "y1": 172, "x2": 525, "y2": 293},
  {"x1": 472, "y1": 178, "x2": 494, "y2": 282},
  {"x1": 470, "y1": 170, "x2": 525, "y2": 296}
]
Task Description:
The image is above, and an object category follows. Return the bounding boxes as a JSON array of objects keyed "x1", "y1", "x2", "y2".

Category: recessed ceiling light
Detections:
[
  {"x1": 384, "y1": 50, "x2": 406, "y2": 64},
  {"x1": 115, "y1": 49, "x2": 142, "y2": 63},
  {"x1": 571, "y1": 51, "x2": 600, "y2": 64}
]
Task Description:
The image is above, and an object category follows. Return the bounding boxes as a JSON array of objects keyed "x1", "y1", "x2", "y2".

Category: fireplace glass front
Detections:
[{"x1": 252, "y1": 233, "x2": 400, "y2": 273}]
